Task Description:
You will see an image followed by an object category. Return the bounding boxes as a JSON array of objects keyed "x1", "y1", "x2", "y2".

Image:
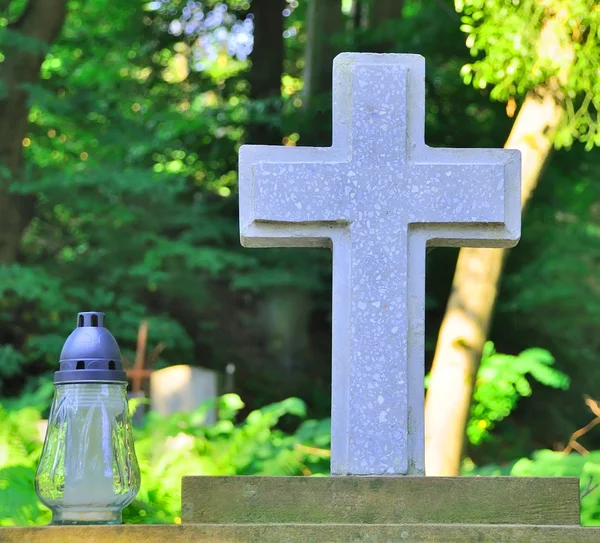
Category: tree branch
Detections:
[
  {"x1": 581, "y1": 476, "x2": 600, "y2": 501},
  {"x1": 562, "y1": 397, "x2": 600, "y2": 455}
]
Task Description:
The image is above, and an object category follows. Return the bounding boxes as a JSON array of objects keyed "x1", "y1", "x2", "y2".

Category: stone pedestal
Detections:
[
  {"x1": 2, "y1": 476, "x2": 600, "y2": 542},
  {"x1": 182, "y1": 476, "x2": 580, "y2": 525},
  {"x1": 1, "y1": 523, "x2": 600, "y2": 543}
]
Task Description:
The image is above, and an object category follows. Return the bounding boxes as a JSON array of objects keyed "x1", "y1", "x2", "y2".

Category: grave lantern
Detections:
[{"x1": 35, "y1": 312, "x2": 140, "y2": 525}]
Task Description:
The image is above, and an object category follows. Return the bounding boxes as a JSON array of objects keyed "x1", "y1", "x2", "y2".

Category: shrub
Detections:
[{"x1": 0, "y1": 394, "x2": 330, "y2": 525}]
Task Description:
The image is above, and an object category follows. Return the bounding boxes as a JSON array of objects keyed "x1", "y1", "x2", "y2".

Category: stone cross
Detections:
[{"x1": 238, "y1": 54, "x2": 520, "y2": 476}]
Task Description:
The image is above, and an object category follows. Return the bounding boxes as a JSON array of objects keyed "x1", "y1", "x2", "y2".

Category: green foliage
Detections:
[
  {"x1": 0, "y1": 0, "x2": 333, "y2": 412},
  {"x1": 456, "y1": 0, "x2": 551, "y2": 95},
  {"x1": 127, "y1": 393, "x2": 330, "y2": 523},
  {"x1": 0, "y1": 395, "x2": 330, "y2": 526},
  {"x1": 496, "y1": 153, "x2": 600, "y2": 447},
  {"x1": 1, "y1": 0, "x2": 249, "y2": 378},
  {"x1": 468, "y1": 342, "x2": 570, "y2": 445},
  {"x1": 0, "y1": 406, "x2": 49, "y2": 526},
  {"x1": 0, "y1": 0, "x2": 599, "y2": 484},
  {"x1": 455, "y1": 0, "x2": 600, "y2": 149}
]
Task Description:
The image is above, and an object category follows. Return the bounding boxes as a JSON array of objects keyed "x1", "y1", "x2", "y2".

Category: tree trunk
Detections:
[
  {"x1": 302, "y1": 0, "x2": 344, "y2": 111},
  {"x1": 368, "y1": 0, "x2": 404, "y2": 27},
  {"x1": 348, "y1": 0, "x2": 404, "y2": 51},
  {"x1": 424, "y1": 17, "x2": 575, "y2": 476},
  {"x1": 350, "y1": 0, "x2": 365, "y2": 32},
  {"x1": 246, "y1": 0, "x2": 284, "y2": 145},
  {"x1": 246, "y1": 1, "x2": 314, "y2": 388},
  {"x1": 0, "y1": 0, "x2": 68, "y2": 263}
]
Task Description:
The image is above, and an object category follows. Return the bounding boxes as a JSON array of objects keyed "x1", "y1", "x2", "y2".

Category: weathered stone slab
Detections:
[
  {"x1": 182, "y1": 476, "x2": 579, "y2": 526},
  {"x1": 3, "y1": 524, "x2": 600, "y2": 543},
  {"x1": 150, "y1": 365, "x2": 219, "y2": 424},
  {"x1": 238, "y1": 53, "x2": 521, "y2": 475}
]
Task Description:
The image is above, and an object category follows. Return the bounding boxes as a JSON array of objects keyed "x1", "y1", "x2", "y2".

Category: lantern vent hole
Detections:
[
  {"x1": 108, "y1": 360, "x2": 116, "y2": 370},
  {"x1": 76, "y1": 361, "x2": 85, "y2": 369}
]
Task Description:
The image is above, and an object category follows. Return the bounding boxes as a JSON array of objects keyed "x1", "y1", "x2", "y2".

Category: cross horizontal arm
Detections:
[
  {"x1": 407, "y1": 147, "x2": 521, "y2": 246},
  {"x1": 239, "y1": 145, "x2": 351, "y2": 248},
  {"x1": 252, "y1": 161, "x2": 352, "y2": 223}
]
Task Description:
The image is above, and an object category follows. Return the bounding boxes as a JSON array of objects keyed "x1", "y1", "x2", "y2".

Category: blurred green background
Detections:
[{"x1": 1, "y1": 0, "x2": 600, "y2": 526}]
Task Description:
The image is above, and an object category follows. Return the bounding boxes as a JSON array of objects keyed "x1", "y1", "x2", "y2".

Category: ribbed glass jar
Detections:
[{"x1": 35, "y1": 383, "x2": 140, "y2": 525}]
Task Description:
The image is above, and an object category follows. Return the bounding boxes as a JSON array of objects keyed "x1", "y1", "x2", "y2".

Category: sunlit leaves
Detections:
[
  {"x1": 455, "y1": 0, "x2": 600, "y2": 149},
  {"x1": 468, "y1": 341, "x2": 569, "y2": 446}
]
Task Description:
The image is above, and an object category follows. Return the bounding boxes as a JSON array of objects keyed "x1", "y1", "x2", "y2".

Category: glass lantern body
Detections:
[{"x1": 35, "y1": 382, "x2": 140, "y2": 525}]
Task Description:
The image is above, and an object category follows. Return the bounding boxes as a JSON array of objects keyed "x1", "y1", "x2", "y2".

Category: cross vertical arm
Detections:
[{"x1": 332, "y1": 53, "x2": 426, "y2": 161}]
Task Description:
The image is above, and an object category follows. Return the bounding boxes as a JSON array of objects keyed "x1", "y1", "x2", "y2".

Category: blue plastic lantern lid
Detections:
[{"x1": 54, "y1": 312, "x2": 127, "y2": 384}]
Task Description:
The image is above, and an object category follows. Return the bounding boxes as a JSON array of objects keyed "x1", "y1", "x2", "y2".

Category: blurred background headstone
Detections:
[{"x1": 150, "y1": 365, "x2": 219, "y2": 424}]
